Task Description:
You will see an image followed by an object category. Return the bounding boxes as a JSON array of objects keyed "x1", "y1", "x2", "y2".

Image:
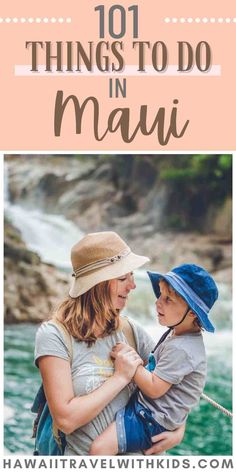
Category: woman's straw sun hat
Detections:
[{"x1": 69, "y1": 231, "x2": 149, "y2": 298}]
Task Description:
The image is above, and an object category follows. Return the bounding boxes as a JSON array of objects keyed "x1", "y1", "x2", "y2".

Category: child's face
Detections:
[{"x1": 155, "y1": 280, "x2": 189, "y2": 327}]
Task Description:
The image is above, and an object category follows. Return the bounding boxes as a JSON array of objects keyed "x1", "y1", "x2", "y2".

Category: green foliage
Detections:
[
  {"x1": 52, "y1": 153, "x2": 232, "y2": 234},
  {"x1": 218, "y1": 154, "x2": 232, "y2": 170},
  {"x1": 159, "y1": 155, "x2": 231, "y2": 195},
  {"x1": 157, "y1": 155, "x2": 232, "y2": 231},
  {"x1": 160, "y1": 155, "x2": 232, "y2": 184},
  {"x1": 70, "y1": 154, "x2": 232, "y2": 233}
]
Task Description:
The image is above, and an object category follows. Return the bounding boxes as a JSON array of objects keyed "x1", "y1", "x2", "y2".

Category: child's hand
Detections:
[
  {"x1": 111, "y1": 342, "x2": 132, "y2": 356},
  {"x1": 111, "y1": 343, "x2": 143, "y2": 363},
  {"x1": 111, "y1": 344, "x2": 143, "y2": 382}
]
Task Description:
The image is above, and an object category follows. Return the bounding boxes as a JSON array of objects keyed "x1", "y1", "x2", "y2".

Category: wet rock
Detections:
[
  {"x1": 4, "y1": 220, "x2": 69, "y2": 324},
  {"x1": 6, "y1": 155, "x2": 232, "y2": 243}
]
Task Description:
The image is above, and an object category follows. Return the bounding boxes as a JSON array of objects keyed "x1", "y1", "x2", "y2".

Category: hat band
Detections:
[
  {"x1": 73, "y1": 248, "x2": 131, "y2": 278},
  {"x1": 166, "y1": 271, "x2": 210, "y2": 314}
]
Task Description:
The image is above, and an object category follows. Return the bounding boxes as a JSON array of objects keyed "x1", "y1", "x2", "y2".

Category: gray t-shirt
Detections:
[
  {"x1": 139, "y1": 332, "x2": 207, "y2": 430},
  {"x1": 34, "y1": 317, "x2": 154, "y2": 455}
]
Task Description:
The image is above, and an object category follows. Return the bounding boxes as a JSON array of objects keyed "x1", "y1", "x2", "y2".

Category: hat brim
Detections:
[
  {"x1": 147, "y1": 270, "x2": 215, "y2": 333},
  {"x1": 69, "y1": 253, "x2": 149, "y2": 297}
]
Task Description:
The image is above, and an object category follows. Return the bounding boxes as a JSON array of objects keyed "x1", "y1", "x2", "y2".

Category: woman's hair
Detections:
[{"x1": 53, "y1": 280, "x2": 120, "y2": 344}]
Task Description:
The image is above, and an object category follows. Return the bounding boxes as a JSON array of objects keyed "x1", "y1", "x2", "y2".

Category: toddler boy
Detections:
[{"x1": 90, "y1": 264, "x2": 218, "y2": 455}]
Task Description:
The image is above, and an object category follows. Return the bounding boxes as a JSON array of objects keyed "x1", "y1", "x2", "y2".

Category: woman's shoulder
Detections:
[
  {"x1": 35, "y1": 320, "x2": 71, "y2": 366},
  {"x1": 36, "y1": 319, "x2": 64, "y2": 340}
]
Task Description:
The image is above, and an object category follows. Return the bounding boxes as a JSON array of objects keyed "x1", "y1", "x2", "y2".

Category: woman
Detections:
[{"x1": 35, "y1": 231, "x2": 184, "y2": 455}]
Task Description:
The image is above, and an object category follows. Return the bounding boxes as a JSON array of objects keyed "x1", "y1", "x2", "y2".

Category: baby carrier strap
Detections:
[{"x1": 120, "y1": 316, "x2": 137, "y2": 350}]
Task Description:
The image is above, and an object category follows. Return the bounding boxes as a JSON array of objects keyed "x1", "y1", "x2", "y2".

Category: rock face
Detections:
[
  {"x1": 4, "y1": 220, "x2": 68, "y2": 323},
  {"x1": 6, "y1": 155, "x2": 232, "y2": 238}
]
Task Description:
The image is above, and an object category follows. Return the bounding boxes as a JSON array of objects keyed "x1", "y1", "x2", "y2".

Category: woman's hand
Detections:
[
  {"x1": 111, "y1": 342, "x2": 143, "y2": 360},
  {"x1": 144, "y1": 423, "x2": 185, "y2": 455},
  {"x1": 111, "y1": 343, "x2": 143, "y2": 382}
]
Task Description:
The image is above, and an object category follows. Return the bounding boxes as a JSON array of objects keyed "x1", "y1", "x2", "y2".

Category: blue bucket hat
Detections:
[{"x1": 147, "y1": 264, "x2": 218, "y2": 333}]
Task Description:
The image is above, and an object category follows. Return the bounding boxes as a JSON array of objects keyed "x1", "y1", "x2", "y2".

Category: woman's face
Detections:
[{"x1": 109, "y1": 272, "x2": 136, "y2": 310}]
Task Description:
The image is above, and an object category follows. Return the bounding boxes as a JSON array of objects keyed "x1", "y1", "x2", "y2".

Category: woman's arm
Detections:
[
  {"x1": 38, "y1": 348, "x2": 142, "y2": 435},
  {"x1": 144, "y1": 423, "x2": 186, "y2": 455}
]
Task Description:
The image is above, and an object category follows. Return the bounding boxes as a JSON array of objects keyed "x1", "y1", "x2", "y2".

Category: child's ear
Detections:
[{"x1": 188, "y1": 310, "x2": 197, "y2": 319}]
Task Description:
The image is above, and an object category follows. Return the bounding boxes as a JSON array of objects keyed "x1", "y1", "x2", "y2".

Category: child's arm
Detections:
[
  {"x1": 133, "y1": 365, "x2": 171, "y2": 399},
  {"x1": 112, "y1": 343, "x2": 171, "y2": 399}
]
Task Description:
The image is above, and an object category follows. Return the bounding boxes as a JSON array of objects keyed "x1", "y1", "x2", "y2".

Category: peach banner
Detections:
[{"x1": 0, "y1": 1, "x2": 235, "y2": 150}]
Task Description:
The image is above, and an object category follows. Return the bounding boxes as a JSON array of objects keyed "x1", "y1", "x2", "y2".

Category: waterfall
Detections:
[
  {"x1": 4, "y1": 162, "x2": 10, "y2": 206},
  {"x1": 4, "y1": 163, "x2": 84, "y2": 269}
]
